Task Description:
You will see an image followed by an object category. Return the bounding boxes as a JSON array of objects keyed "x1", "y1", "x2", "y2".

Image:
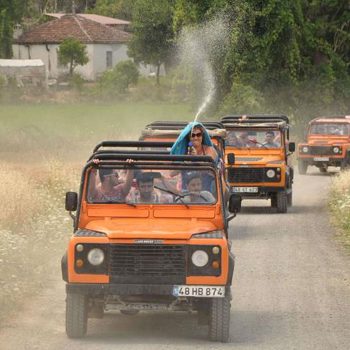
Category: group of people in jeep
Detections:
[
  {"x1": 88, "y1": 167, "x2": 216, "y2": 205},
  {"x1": 226, "y1": 130, "x2": 281, "y2": 148}
]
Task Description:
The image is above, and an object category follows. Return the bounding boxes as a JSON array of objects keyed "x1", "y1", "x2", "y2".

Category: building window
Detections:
[{"x1": 106, "y1": 51, "x2": 112, "y2": 69}]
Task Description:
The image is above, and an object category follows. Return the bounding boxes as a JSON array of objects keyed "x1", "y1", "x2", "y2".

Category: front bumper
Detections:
[
  {"x1": 230, "y1": 186, "x2": 289, "y2": 199},
  {"x1": 66, "y1": 283, "x2": 230, "y2": 297}
]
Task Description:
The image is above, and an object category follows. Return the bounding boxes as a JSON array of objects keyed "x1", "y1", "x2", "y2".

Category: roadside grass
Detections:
[
  {"x1": 329, "y1": 170, "x2": 350, "y2": 252},
  {"x1": 0, "y1": 101, "x2": 192, "y2": 325},
  {"x1": 0, "y1": 160, "x2": 80, "y2": 325},
  {"x1": 0, "y1": 102, "x2": 193, "y2": 162}
]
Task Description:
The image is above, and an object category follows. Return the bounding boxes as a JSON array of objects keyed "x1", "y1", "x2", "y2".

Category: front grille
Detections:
[
  {"x1": 309, "y1": 146, "x2": 333, "y2": 155},
  {"x1": 109, "y1": 244, "x2": 186, "y2": 284},
  {"x1": 227, "y1": 167, "x2": 265, "y2": 183}
]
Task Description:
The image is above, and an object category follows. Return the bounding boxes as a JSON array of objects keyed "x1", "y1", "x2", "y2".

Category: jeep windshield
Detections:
[
  {"x1": 226, "y1": 129, "x2": 282, "y2": 148},
  {"x1": 87, "y1": 167, "x2": 217, "y2": 205},
  {"x1": 310, "y1": 123, "x2": 349, "y2": 136}
]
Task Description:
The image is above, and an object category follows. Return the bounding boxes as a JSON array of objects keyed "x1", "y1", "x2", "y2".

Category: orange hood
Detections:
[
  {"x1": 85, "y1": 218, "x2": 218, "y2": 240},
  {"x1": 226, "y1": 148, "x2": 284, "y2": 166},
  {"x1": 307, "y1": 135, "x2": 349, "y2": 145}
]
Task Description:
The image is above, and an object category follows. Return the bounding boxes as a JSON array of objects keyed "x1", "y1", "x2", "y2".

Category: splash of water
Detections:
[{"x1": 177, "y1": 15, "x2": 230, "y2": 121}]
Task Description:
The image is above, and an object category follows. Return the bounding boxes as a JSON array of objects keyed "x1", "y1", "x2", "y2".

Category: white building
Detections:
[
  {"x1": 0, "y1": 59, "x2": 46, "y2": 87},
  {"x1": 12, "y1": 14, "x2": 131, "y2": 81}
]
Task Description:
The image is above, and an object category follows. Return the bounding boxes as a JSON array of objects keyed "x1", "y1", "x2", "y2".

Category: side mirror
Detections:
[
  {"x1": 65, "y1": 192, "x2": 78, "y2": 211},
  {"x1": 288, "y1": 142, "x2": 295, "y2": 153},
  {"x1": 227, "y1": 153, "x2": 235, "y2": 165},
  {"x1": 228, "y1": 194, "x2": 241, "y2": 213}
]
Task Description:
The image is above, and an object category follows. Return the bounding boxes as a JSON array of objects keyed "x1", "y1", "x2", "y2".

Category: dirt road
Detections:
[{"x1": 1, "y1": 169, "x2": 349, "y2": 349}]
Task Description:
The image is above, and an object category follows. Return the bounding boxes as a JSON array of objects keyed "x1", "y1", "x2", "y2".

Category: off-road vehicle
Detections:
[
  {"x1": 297, "y1": 116, "x2": 350, "y2": 174},
  {"x1": 221, "y1": 115, "x2": 295, "y2": 213},
  {"x1": 62, "y1": 141, "x2": 240, "y2": 342}
]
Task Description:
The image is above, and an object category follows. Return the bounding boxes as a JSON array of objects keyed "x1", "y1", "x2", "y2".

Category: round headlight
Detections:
[
  {"x1": 87, "y1": 248, "x2": 105, "y2": 266},
  {"x1": 76, "y1": 244, "x2": 84, "y2": 252},
  {"x1": 333, "y1": 147, "x2": 340, "y2": 154},
  {"x1": 266, "y1": 169, "x2": 276, "y2": 178},
  {"x1": 302, "y1": 146, "x2": 309, "y2": 153},
  {"x1": 191, "y1": 250, "x2": 209, "y2": 267}
]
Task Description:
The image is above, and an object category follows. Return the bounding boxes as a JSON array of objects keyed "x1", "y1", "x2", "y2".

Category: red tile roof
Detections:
[
  {"x1": 15, "y1": 15, "x2": 131, "y2": 44},
  {"x1": 45, "y1": 13, "x2": 130, "y2": 26}
]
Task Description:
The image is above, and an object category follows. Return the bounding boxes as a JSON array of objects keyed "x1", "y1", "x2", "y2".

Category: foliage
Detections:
[
  {"x1": 69, "y1": 72, "x2": 85, "y2": 91},
  {"x1": 329, "y1": 170, "x2": 350, "y2": 251},
  {"x1": 91, "y1": 0, "x2": 136, "y2": 20},
  {"x1": 58, "y1": 38, "x2": 89, "y2": 76},
  {"x1": 219, "y1": 82, "x2": 265, "y2": 115},
  {"x1": 128, "y1": 0, "x2": 174, "y2": 85},
  {"x1": 98, "y1": 60, "x2": 139, "y2": 95}
]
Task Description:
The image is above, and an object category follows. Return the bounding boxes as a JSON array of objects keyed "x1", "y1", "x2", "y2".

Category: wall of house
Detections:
[
  {"x1": 91, "y1": 43, "x2": 129, "y2": 79},
  {"x1": 12, "y1": 43, "x2": 130, "y2": 81}
]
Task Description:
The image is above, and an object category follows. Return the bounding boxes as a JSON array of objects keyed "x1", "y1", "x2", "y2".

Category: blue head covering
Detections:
[{"x1": 170, "y1": 122, "x2": 213, "y2": 155}]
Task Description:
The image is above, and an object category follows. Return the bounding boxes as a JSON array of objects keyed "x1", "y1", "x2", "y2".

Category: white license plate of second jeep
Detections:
[
  {"x1": 313, "y1": 157, "x2": 329, "y2": 161},
  {"x1": 173, "y1": 286, "x2": 225, "y2": 297},
  {"x1": 232, "y1": 187, "x2": 258, "y2": 193}
]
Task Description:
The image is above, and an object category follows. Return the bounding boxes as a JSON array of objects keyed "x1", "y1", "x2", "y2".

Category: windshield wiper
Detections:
[
  {"x1": 104, "y1": 200, "x2": 136, "y2": 207},
  {"x1": 154, "y1": 185, "x2": 189, "y2": 208}
]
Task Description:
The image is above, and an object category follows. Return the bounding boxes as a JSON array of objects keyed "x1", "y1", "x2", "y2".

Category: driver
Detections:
[
  {"x1": 128, "y1": 172, "x2": 173, "y2": 204},
  {"x1": 181, "y1": 172, "x2": 215, "y2": 204},
  {"x1": 262, "y1": 131, "x2": 279, "y2": 148}
]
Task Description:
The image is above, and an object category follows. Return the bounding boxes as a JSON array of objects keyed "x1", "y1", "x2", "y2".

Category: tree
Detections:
[
  {"x1": 128, "y1": 0, "x2": 174, "y2": 85},
  {"x1": 92, "y1": 0, "x2": 136, "y2": 20},
  {"x1": 58, "y1": 38, "x2": 89, "y2": 76}
]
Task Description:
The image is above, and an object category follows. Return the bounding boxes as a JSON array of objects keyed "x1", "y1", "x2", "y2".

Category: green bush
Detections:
[
  {"x1": 98, "y1": 60, "x2": 139, "y2": 95},
  {"x1": 69, "y1": 73, "x2": 85, "y2": 92},
  {"x1": 219, "y1": 82, "x2": 266, "y2": 115}
]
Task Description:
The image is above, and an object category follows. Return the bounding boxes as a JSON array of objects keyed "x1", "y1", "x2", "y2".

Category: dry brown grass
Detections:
[
  {"x1": 329, "y1": 170, "x2": 350, "y2": 252},
  {"x1": 0, "y1": 160, "x2": 80, "y2": 325}
]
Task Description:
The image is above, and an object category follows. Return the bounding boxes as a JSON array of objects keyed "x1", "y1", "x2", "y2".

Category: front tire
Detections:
[
  {"x1": 66, "y1": 292, "x2": 88, "y2": 338},
  {"x1": 298, "y1": 160, "x2": 308, "y2": 175},
  {"x1": 287, "y1": 191, "x2": 293, "y2": 207},
  {"x1": 319, "y1": 165, "x2": 327, "y2": 173},
  {"x1": 276, "y1": 191, "x2": 288, "y2": 213},
  {"x1": 208, "y1": 294, "x2": 231, "y2": 343}
]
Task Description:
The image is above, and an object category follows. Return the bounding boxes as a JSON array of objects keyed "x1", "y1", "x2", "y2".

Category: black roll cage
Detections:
[{"x1": 73, "y1": 141, "x2": 225, "y2": 231}]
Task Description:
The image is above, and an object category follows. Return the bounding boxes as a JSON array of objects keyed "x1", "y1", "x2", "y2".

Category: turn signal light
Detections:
[
  {"x1": 76, "y1": 259, "x2": 84, "y2": 268},
  {"x1": 212, "y1": 261, "x2": 220, "y2": 269}
]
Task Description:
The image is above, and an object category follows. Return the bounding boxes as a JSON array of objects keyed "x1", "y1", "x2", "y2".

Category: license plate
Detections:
[
  {"x1": 173, "y1": 285, "x2": 225, "y2": 298},
  {"x1": 232, "y1": 187, "x2": 258, "y2": 193},
  {"x1": 313, "y1": 157, "x2": 329, "y2": 161}
]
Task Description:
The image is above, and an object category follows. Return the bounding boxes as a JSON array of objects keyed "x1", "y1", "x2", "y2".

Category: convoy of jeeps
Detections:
[{"x1": 62, "y1": 114, "x2": 347, "y2": 342}]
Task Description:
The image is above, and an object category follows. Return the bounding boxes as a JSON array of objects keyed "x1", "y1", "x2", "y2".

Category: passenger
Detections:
[
  {"x1": 238, "y1": 131, "x2": 253, "y2": 147},
  {"x1": 181, "y1": 172, "x2": 215, "y2": 204},
  {"x1": 226, "y1": 131, "x2": 241, "y2": 147},
  {"x1": 128, "y1": 173, "x2": 173, "y2": 204},
  {"x1": 262, "y1": 131, "x2": 279, "y2": 148},
  {"x1": 90, "y1": 159, "x2": 134, "y2": 202},
  {"x1": 170, "y1": 122, "x2": 218, "y2": 161}
]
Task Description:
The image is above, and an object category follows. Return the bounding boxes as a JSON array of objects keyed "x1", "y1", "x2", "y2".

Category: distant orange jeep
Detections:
[
  {"x1": 62, "y1": 141, "x2": 240, "y2": 342},
  {"x1": 221, "y1": 115, "x2": 295, "y2": 213},
  {"x1": 297, "y1": 116, "x2": 350, "y2": 174}
]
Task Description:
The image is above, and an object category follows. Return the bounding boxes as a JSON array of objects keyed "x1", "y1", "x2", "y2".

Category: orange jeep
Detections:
[
  {"x1": 221, "y1": 115, "x2": 295, "y2": 213},
  {"x1": 297, "y1": 116, "x2": 350, "y2": 174},
  {"x1": 62, "y1": 141, "x2": 240, "y2": 342}
]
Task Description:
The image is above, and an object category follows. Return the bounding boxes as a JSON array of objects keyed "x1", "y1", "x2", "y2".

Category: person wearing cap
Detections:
[
  {"x1": 180, "y1": 172, "x2": 215, "y2": 204},
  {"x1": 262, "y1": 131, "x2": 279, "y2": 148},
  {"x1": 128, "y1": 172, "x2": 173, "y2": 204}
]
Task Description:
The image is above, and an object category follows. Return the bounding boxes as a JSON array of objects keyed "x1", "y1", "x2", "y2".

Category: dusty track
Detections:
[{"x1": 0, "y1": 168, "x2": 349, "y2": 349}]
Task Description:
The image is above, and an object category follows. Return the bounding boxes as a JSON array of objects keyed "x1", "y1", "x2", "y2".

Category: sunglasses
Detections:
[{"x1": 191, "y1": 132, "x2": 202, "y2": 138}]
